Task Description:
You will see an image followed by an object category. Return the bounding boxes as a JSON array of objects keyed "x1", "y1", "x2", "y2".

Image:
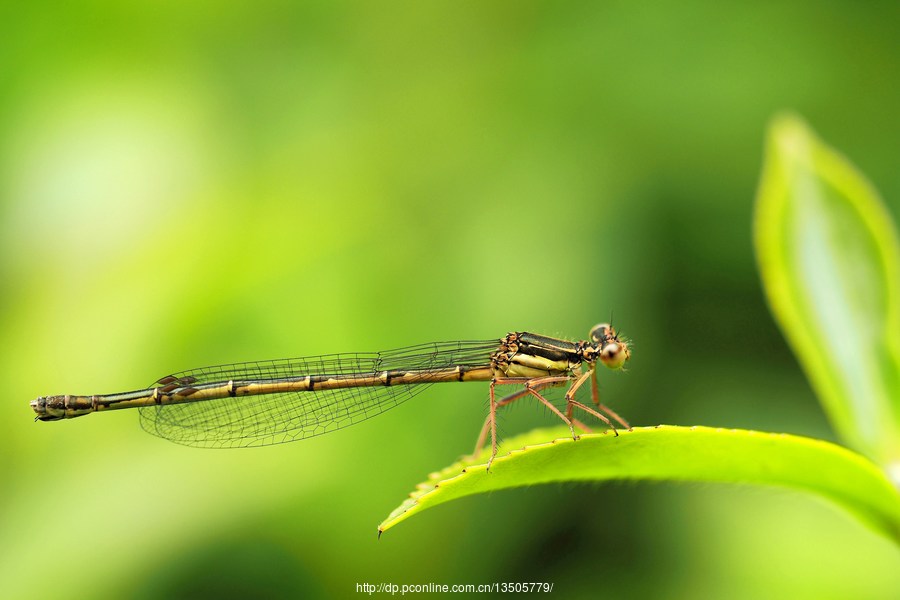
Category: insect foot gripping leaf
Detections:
[{"x1": 755, "y1": 114, "x2": 900, "y2": 480}]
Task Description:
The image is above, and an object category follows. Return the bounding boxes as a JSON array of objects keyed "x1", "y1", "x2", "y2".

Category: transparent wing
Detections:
[{"x1": 139, "y1": 339, "x2": 499, "y2": 448}]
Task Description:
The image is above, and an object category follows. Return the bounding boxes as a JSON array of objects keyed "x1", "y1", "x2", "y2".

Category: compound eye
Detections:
[
  {"x1": 600, "y1": 341, "x2": 628, "y2": 370},
  {"x1": 590, "y1": 323, "x2": 612, "y2": 344}
]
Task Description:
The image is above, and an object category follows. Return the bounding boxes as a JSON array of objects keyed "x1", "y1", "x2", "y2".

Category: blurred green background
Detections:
[{"x1": 2, "y1": 2, "x2": 900, "y2": 598}]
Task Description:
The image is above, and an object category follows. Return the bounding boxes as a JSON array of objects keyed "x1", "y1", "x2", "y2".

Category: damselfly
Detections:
[{"x1": 31, "y1": 324, "x2": 631, "y2": 467}]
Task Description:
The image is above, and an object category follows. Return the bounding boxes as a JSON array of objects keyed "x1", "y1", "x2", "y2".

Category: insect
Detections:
[{"x1": 31, "y1": 323, "x2": 631, "y2": 468}]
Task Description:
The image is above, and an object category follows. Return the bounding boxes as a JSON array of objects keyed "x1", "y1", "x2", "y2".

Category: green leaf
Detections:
[
  {"x1": 379, "y1": 426, "x2": 900, "y2": 542},
  {"x1": 755, "y1": 114, "x2": 900, "y2": 473}
]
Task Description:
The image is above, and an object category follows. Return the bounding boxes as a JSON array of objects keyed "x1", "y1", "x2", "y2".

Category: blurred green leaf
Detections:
[
  {"x1": 755, "y1": 115, "x2": 900, "y2": 473},
  {"x1": 379, "y1": 426, "x2": 900, "y2": 542}
]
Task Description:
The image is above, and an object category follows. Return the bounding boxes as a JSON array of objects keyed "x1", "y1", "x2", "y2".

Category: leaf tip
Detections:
[{"x1": 763, "y1": 112, "x2": 821, "y2": 175}]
